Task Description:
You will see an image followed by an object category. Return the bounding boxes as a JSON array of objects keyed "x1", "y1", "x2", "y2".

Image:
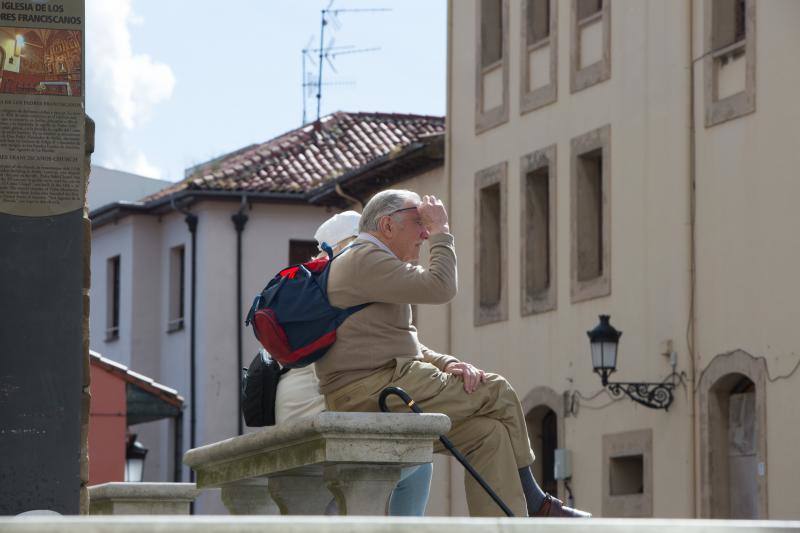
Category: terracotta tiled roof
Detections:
[{"x1": 142, "y1": 111, "x2": 445, "y2": 203}]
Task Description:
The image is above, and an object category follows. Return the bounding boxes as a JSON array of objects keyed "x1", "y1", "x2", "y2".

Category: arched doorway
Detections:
[
  {"x1": 697, "y1": 350, "x2": 768, "y2": 518},
  {"x1": 522, "y1": 386, "x2": 564, "y2": 500}
]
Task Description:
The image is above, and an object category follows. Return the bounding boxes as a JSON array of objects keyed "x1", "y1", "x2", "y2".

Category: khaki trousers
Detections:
[{"x1": 325, "y1": 359, "x2": 535, "y2": 517}]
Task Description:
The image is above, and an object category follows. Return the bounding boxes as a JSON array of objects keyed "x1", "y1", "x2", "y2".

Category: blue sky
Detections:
[{"x1": 85, "y1": 0, "x2": 447, "y2": 182}]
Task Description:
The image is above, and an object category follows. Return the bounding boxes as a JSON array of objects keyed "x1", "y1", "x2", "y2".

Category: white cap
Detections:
[{"x1": 314, "y1": 210, "x2": 361, "y2": 250}]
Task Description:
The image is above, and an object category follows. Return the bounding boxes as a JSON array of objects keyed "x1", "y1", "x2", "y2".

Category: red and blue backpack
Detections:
[{"x1": 244, "y1": 244, "x2": 368, "y2": 368}]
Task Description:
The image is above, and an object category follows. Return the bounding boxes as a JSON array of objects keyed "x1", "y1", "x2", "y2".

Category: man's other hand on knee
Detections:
[{"x1": 443, "y1": 361, "x2": 487, "y2": 394}]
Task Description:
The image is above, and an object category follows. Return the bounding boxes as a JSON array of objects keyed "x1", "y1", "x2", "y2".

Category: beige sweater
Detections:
[{"x1": 316, "y1": 232, "x2": 460, "y2": 394}]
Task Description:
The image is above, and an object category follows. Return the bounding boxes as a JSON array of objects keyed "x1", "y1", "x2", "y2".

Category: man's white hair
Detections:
[{"x1": 359, "y1": 189, "x2": 420, "y2": 233}]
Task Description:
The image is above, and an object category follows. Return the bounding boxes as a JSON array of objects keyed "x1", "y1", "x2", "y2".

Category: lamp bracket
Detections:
[{"x1": 606, "y1": 381, "x2": 675, "y2": 410}]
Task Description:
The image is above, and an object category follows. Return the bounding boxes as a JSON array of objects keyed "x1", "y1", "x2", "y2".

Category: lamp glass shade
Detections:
[
  {"x1": 591, "y1": 340, "x2": 618, "y2": 371},
  {"x1": 124, "y1": 457, "x2": 145, "y2": 482},
  {"x1": 124, "y1": 435, "x2": 148, "y2": 482}
]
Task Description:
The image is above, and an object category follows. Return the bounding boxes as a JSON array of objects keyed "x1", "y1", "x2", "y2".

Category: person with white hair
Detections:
[
  {"x1": 317, "y1": 190, "x2": 590, "y2": 518},
  {"x1": 271, "y1": 209, "x2": 433, "y2": 517}
]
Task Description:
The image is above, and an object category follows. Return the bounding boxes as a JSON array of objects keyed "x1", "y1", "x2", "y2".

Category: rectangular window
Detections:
[
  {"x1": 704, "y1": 0, "x2": 755, "y2": 126},
  {"x1": 571, "y1": 125, "x2": 611, "y2": 302},
  {"x1": 476, "y1": 0, "x2": 509, "y2": 133},
  {"x1": 520, "y1": 0, "x2": 558, "y2": 114},
  {"x1": 289, "y1": 239, "x2": 319, "y2": 266},
  {"x1": 570, "y1": 0, "x2": 610, "y2": 93},
  {"x1": 520, "y1": 145, "x2": 556, "y2": 315},
  {"x1": 474, "y1": 162, "x2": 508, "y2": 325},
  {"x1": 106, "y1": 255, "x2": 120, "y2": 341},
  {"x1": 167, "y1": 245, "x2": 185, "y2": 333}
]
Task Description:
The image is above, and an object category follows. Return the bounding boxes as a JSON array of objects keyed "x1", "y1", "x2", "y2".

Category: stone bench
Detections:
[
  {"x1": 183, "y1": 412, "x2": 450, "y2": 516},
  {"x1": 88, "y1": 482, "x2": 200, "y2": 515}
]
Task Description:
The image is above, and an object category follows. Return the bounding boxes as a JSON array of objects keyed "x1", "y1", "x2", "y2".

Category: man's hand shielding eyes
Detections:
[{"x1": 417, "y1": 195, "x2": 449, "y2": 236}]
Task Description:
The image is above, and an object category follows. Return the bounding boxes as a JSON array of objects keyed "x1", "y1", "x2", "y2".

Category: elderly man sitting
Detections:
[{"x1": 315, "y1": 189, "x2": 589, "y2": 518}]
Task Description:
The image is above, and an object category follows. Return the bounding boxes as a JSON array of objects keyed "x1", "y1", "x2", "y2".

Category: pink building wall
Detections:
[{"x1": 88, "y1": 363, "x2": 126, "y2": 485}]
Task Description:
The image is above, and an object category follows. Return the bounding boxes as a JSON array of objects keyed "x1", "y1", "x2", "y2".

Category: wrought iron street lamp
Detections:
[
  {"x1": 124, "y1": 434, "x2": 148, "y2": 482},
  {"x1": 587, "y1": 315, "x2": 675, "y2": 410}
]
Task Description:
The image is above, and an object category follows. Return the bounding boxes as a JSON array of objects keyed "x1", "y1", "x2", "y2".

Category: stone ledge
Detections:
[
  {"x1": 184, "y1": 412, "x2": 451, "y2": 488},
  {"x1": 1, "y1": 516, "x2": 799, "y2": 532},
  {"x1": 185, "y1": 412, "x2": 451, "y2": 470},
  {"x1": 88, "y1": 483, "x2": 200, "y2": 515}
]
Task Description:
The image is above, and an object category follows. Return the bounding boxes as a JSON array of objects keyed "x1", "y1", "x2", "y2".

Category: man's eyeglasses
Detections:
[{"x1": 386, "y1": 206, "x2": 418, "y2": 217}]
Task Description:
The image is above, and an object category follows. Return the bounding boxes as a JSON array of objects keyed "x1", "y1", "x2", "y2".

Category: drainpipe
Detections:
[
  {"x1": 687, "y1": 0, "x2": 699, "y2": 517},
  {"x1": 172, "y1": 196, "x2": 198, "y2": 483},
  {"x1": 445, "y1": 0, "x2": 454, "y2": 516},
  {"x1": 231, "y1": 196, "x2": 249, "y2": 436},
  {"x1": 334, "y1": 184, "x2": 363, "y2": 211}
]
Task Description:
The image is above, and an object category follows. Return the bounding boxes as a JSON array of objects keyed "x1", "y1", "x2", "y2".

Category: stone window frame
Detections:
[
  {"x1": 521, "y1": 386, "x2": 566, "y2": 501},
  {"x1": 520, "y1": 144, "x2": 557, "y2": 315},
  {"x1": 602, "y1": 428, "x2": 653, "y2": 517},
  {"x1": 475, "y1": 0, "x2": 510, "y2": 134},
  {"x1": 696, "y1": 349, "x2": 768, "y2": 518},
  {"x1": 703, "y1": 0, "x2": 756, "y2": 127},
  {"x1": 569, "y1": 0, "x2": 611, "y2": 93},
  {"x1": 570, "y1": 124, "x2": 611, "y2": 303},
  {"x1": 520, "y1": 0, "x2": 558, "y2": 114},
  {"x1": 474, "y1": 161, "x2": 508, "y2": 326}
]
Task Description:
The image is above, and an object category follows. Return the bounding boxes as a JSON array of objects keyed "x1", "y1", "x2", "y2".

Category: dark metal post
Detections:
[
  {"x1": 231, "y1": 203, "x2": 249, "y2": 436},
  {"x1": 174, "y1": 411, "x2": 184, "y2": 482},
  {"x1": 184, "y1": 213, "x2": 198, "y2": 480}
]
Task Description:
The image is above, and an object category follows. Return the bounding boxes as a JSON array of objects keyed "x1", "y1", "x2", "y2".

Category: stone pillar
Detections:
[
  {"x1": 324, "y1": 465, "x2": 401, "y2": 516},
  {"x1": 80, "y1": 116, "x2": 95, "y2": 515},
  {"x1": 268, "y1": 474, "x2": 334, "y2": 515},
  {"x1": 220, "y1": 478, "x2": 279, "y2": 515},
  {"x1": 0, "y1": 117, "x2": 92, "y2": 515}
]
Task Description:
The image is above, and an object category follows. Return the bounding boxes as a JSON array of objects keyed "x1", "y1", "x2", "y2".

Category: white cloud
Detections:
[
  {"x1": 103, "y1": 149, "x2": 164, "y2": 180},
  {"x1": 86, "y1": 0, "x2": 175, "y2": 177}
]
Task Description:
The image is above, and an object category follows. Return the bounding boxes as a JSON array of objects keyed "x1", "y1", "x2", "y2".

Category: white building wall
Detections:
[
  {"x1": 87, "y1": 166, "x2": 172, "y2": 211},
  {"x1": 692, "y1": 0, "x2": 800, "y2": 519},
  {"x1": 449, "y1": 0, "x2": 693, "y2": 517},
  {"x1": 90, "y1": 220, "x2": 135, "y2": 368}
]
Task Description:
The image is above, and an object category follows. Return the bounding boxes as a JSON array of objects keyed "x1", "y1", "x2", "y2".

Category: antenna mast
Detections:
[{"x1": 302, "y1": 2, "x2": 389, "y2": 125}]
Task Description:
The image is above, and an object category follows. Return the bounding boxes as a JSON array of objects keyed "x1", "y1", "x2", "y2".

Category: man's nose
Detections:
[{"x1": 420, "y1": 227, "x2": 430, "y2": 240}]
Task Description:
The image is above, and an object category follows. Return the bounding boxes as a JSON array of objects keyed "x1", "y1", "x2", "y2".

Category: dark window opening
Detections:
[
  {"x1": 479, "y1": 183, "x2": 502, "y2": 307},
  {"x1": 577, "y1": 0, "x2": 602, "y2": 22},
  {"x1": 481, "y1": 0, "x2": 503, "y2": 67},
  {"x1": 525, "y1": 167, "x2": 550, "y2": 296},
  {"x1": 713, "y1": 0, "x2": 746, "y2": 50},
  {"x1": 289, "y1": 239, "x2": 320, "y2": 266},
  {"x1": 576, "y1": 149, "x2": 603, "y2": 282},
  {"x1": 526, "y1": 0, "x2": 550, "y2": 45},
  {"x1": 609, "y1": 454, "x2": 644, "y2": 496}
]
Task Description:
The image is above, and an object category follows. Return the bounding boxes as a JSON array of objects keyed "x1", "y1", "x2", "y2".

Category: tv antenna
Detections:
[{"x1": 301, "y1": 2, "x2": 389, "y2": 124}]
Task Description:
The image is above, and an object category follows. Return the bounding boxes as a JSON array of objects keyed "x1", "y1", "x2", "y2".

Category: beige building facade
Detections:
[{"x1": 444, "y1": 0, "x2": 800, "y2": 519}]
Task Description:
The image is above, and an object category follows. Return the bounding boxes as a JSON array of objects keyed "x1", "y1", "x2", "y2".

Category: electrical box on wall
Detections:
[{"x1": 554, "y1": 448, "x2": 572, "y2": 480}]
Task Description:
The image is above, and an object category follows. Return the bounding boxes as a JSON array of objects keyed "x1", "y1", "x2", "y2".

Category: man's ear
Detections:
[{"x1": 377, "y1": 215, "x2": 393, "y2": 237}]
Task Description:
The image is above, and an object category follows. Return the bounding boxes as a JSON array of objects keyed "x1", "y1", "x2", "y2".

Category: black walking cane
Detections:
[{"x1": 379, "y1": 386, "x2": 515, "y2": 517}]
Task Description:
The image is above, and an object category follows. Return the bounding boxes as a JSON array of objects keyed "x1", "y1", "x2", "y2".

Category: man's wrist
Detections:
[{"x1": 429, "y1": 223, "x2": 450, "y2": 236}]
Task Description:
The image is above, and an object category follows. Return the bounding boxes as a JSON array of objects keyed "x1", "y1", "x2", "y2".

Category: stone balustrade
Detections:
[
  {"x1": 183, "y1": 412, "x2": 451, "y2": 516},
  {"x1": 88, "y1": 482, "x2": 200, "y2": 515}
]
